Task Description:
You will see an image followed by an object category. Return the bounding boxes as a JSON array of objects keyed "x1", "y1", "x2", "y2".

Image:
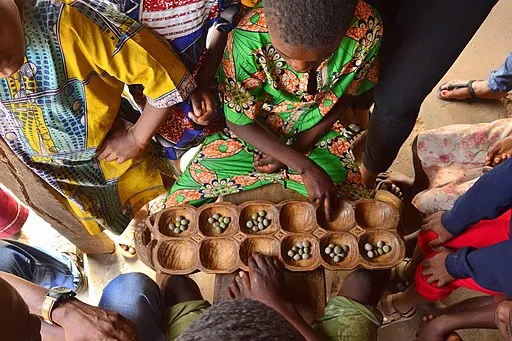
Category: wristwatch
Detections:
[{"x1": 41, "y1": 286, "x2": 76, "y2": 324}]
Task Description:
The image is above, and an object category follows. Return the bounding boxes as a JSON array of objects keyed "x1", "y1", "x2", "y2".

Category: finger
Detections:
[
  {"x1": 422, "y1": 268, "x2": 433, "y2": 277},
  {"x1": 105, "y1": 153, "x2": 118, "y2": 163},
  {"x1": 324, "y1": 196, "x2": 333, "y2": 222},
  {"x1": 422, "y1": 260, "x2": 431, "y2": 269},
  {"x1": 437, "y1": 280, "x2": 445, "y2": 288},
  {"x1": 117, "y1": 156, "x2": 128, "y2": 164},
  {"x1": 426, "y1": 275, "x2": 436, "y2": 284},
  {"x1": 495, "y1": 156, "x2": 502, "y2": 165},
  {"x1": 203, "y1": 91, "x2": 216, "y2": 113},
  {"x1": 429, "y1": 238, "x2": 441, "y2": 248},
  {"x1": 97, "y1": 148, "x2": 111, "y2": 160}
]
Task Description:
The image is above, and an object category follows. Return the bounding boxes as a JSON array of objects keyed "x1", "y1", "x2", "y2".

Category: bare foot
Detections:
[
  {"x1": 416, "y1": 315, "x2": 463, "y2": 341},
  {"x1": 377, "y1": 170, "x2": 415, "y2": 199},
  {"x1": 227, "y1": 254, "x2": 288, "y2": 312},
  {"x1": 439, "y1": 79, "x2": 508, "y2": 101},
  {"x1": 485, "y1": 136, "x2": 512, "y2": 167},
  {"x1": 496, "y1": 301, "x2": 512, "y2": 341}
]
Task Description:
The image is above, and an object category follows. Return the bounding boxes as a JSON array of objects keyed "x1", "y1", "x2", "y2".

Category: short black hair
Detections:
[
  {"x1": 264, "y1": 0, "x2": 358, "y2": 48},
  {"x1": 176, "y1": 298, "x2": 304, "y2": 341}
]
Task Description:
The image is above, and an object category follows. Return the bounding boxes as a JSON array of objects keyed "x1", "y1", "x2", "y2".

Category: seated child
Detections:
[
  {"x1": 380, "y1": 158, "x2": 512, "y2": 335},
  {"x1": 156, "y1": 0, "x2": 382, "y2": 219},
  {"x1": 119, "y1": 0, "x2": 258, "y2": 160}
]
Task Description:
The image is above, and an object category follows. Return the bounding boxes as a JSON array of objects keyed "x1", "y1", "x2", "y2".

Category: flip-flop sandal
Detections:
[
  {"x1": 118, "y1": 226, "x2": 137, "y2": 259},
  {"x1": 375, "y1": 179, "x2": 404, "y2": 200},
  {"x1": 437, "y1": 80, "x2": 482, "y2": 102},
  {"x1": 391, "y1": 257, "x2": 413, "y2": 292},
  {"x1": 379, "y1": 294, "x2": 417, "y2": 327}
]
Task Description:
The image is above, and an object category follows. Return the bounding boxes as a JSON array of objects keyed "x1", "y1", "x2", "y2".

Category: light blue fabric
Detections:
[{"x1": 488, "y1": 52, "x2": 512, "y2": 92}]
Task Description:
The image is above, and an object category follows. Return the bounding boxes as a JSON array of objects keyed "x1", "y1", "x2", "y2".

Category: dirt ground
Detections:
[{"x1": 9, "y1": 0, "x2": 512, "y2": 340}]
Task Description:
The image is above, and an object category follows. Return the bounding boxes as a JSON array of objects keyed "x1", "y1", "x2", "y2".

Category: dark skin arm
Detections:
[
  {"x1": 227, "y1": 119, "x2": 337, "y2": 220},
  {"x1": 416, "y1": 302, "x2": 503, "y2": 341},
  {"x1": 195, "y1": 29, "x2": 228, "y2": 89},
  {"x1": 0, "y1": 272, "x2": 137, "y2": 341}
]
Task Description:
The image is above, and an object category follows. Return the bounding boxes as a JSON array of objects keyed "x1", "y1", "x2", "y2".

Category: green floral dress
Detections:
[{"x1": 162, "y1": 1, "x2": 382, "y2": 208}]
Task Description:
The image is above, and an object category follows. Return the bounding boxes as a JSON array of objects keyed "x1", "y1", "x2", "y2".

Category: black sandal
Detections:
[{"x1": 437, "y1": 80, "x2": 481, "y2": 102}]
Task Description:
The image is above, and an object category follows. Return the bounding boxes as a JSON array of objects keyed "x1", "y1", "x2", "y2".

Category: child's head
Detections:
[
  {"x1": 0, "y1": 0, "x2": 25, "y2": 78},
  {"x1": 265, "y1": 0, "x2": 357, "y2": 73}
]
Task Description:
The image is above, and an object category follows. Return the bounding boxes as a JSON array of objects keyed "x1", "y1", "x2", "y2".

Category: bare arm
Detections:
[
  {"x1": 196, "y1": 29, "x2": 229, "y2": 88},
  {"x1": 0, "y1": 272, "x2": 137, "y2": 341}
]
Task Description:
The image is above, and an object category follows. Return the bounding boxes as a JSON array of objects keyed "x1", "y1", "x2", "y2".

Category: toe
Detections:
[{"x1": 228, "y1": 278, "x2": 242, "y2": 298}]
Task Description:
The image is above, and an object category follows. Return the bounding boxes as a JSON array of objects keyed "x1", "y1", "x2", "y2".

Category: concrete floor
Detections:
[{"x1": 8, "y1": 0, "x2": 512, "y2": 339}]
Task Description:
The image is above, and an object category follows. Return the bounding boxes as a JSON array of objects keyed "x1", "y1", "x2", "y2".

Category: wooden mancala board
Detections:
[{"x1": 135, "y1": 199, "x2": 405, "y2": 274}]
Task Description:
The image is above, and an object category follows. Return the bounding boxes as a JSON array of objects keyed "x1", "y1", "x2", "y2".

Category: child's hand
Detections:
[
  {"x1": 485, "y1": 136, "x2": 512, "y2": 167},
  {"x1": 421, "y1": 211, "x2": 455, "y2": 248},
  {"x1": 97, "y1": 119, "x2": 147, "y2": 164},
  {"x1": 189, "y1": 88, "x2": 216, "y2": 126},
  {"x1": 301, "y1": 164, "x2": 337, "y2": 221},
  {"x1": 421, "y1": 247, "x2": 455, "y2": 288},
  {"x1": 254, "y1": 152, "x2": 285, "y2": 173}
]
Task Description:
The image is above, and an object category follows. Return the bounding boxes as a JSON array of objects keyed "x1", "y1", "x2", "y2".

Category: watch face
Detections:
[{"x1": 50, "y1": 286, "x2": 73, "y2": 296}]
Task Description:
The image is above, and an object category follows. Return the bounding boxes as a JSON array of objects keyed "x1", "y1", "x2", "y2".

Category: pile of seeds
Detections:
[
  {"x1": 364, "y1": 241, "x2": 392, "y2": 259},
  {"x1": 287, "y1": 240, "x2": 312, "y2": 261},
  {"x1": 170, "y1": 215, "x2": 189, "y2": 234},
  {"x1": 324, "y1": 243, "x2": 349, "y2": 263},
  {"x1": 207, "y1": 213, "x2": 231, "y2": 234},
  {"x1": 245, "y1": 210, "x2": 271, "y2": 232}
]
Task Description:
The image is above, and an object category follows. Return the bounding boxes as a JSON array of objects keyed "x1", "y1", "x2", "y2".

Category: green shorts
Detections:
[
  {"x1": 312, "y1": 296, "x2": 383, "y2": 341},
  {"x1": 165, "y1": 296, "x2": 382, "y2": 341},
  {"x1": 165, "y1": 300, "x2": 211, "y2": 341}
]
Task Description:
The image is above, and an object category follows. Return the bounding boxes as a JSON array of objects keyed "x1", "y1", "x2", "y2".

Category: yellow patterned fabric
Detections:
[{"x1": 0, "y1": 0, "x2": 194, "y2": 234}]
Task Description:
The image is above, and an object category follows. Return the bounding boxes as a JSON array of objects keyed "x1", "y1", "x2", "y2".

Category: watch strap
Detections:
[{"x1": 41, "y1": 295, "x2": 57, "y2": 325}]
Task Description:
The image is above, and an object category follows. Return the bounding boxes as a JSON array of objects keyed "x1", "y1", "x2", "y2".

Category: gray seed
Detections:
[
  {"x1": 252, "y1": 226, "x2": 259, "y2": 232},
  {"x1": 176, "y1": 215, "x2": 184, "y2": 222},
  {"x1": 333, "y1": 255, "x2": 342, "y2": 263},
  {"x1": 246, "y1": 221, "x2": 254, "y2": 228},
  {"x1": 325, "y1": 247, "x2": 333, "y2": 255},
  {"x1": 175, "y1": 220, "x2": 181, "y2": 227},
  {"x1": 328, "y1": 244, "x2": 335, "y2": 249},
  {"x1": 303, "y1": 247, "x2": 310, "y2": 255},
  {"x1": 364, "y1": 243, "x2": 373, "y2": 251},
  {"x1": 223, "y1": 217, "x2": 231, "y2": 224},
  {"x1": 292, "y1": 246, "x2": 299, "y2": 252},
  {"x1": 287, "y1": 250, "x2": 296, "y2": 258},
  {"x1": 377, "y1": 248, "x2": 384, "y2": 255},
  {"x1": 329, "y1": 252, "x2": 335, "y2": 258},
  {"x1": 377, "y1": 241, "x2": 385, "y2": 248},
  {"x1": 339, "y1": 252, "x2": 345, "y2": 258},
  {"x1": 293, "y1": 254, "x2": 301, "y2": 261},
  {"x1": 367, "y1": 250, "x2": 375, "y2": 259},
  {"x1": 214, "y1": 227, "x2": 222, "y2": 234},
  {"x1": 263, "y1": 218, "x2": 270, "y2": 227},
  {"x1": 258, "y1": 210, "x2": 266, "y2": 217},
  {"x1": 213, "y1": 222, "x2": 220, "y2": 228},
  {"x1": 208, "y1": 217, "x2": 215, "y2": 224},
  {"x1": 334, "y1": 246, "x2": 343, "y2": 255},
  {"x1": 298, "y1": 248, "x2": 304, "y2": 256},
  {"x1": 180, "y1": 225, "x2": 186, "y2": 232},
  {"x1": 383, "y1": 245, "x2": 391, "y2": 253},
  {"x1": 303, "y1": 240, "x2": 311, "y2": 248},
  {"x1": 341, "y1": 245, "x2": 349, "y2": 253},
  {"x1": 251, "y1": 213, "x2": 258, "y2": 220},
  {"x1": 173, "y1": 228, "x2": 181, "y2": 234},
  {"x1": 220, "y1": 222, "x2": 227, "y2": 229},
  {"x1": 302, "y1": 253, "x2": 311, "y2": 260},
  {"x1": 296, "y1": 242, "x2": 303, "y2": 248},
  {"x1": 212, "y1": 213, "x2": 221, "y2": 220},
  {"x1": 257, "y1": 216, "x2": 264, "y2": 223},
  {"x1": 181, "y1": 219, "x2": 189, "y2": 226},
  {"x1": 258, "y1": 223, "x2": 265, "y2": 230}
]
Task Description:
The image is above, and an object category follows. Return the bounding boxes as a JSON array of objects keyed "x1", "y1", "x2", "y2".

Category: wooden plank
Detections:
[
  {"x1": 0, "y1": 138, "x2": 114, "y2": 254},
  {"x1": 214, "y1": 269, "x2": 326, "y2": 323}
]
